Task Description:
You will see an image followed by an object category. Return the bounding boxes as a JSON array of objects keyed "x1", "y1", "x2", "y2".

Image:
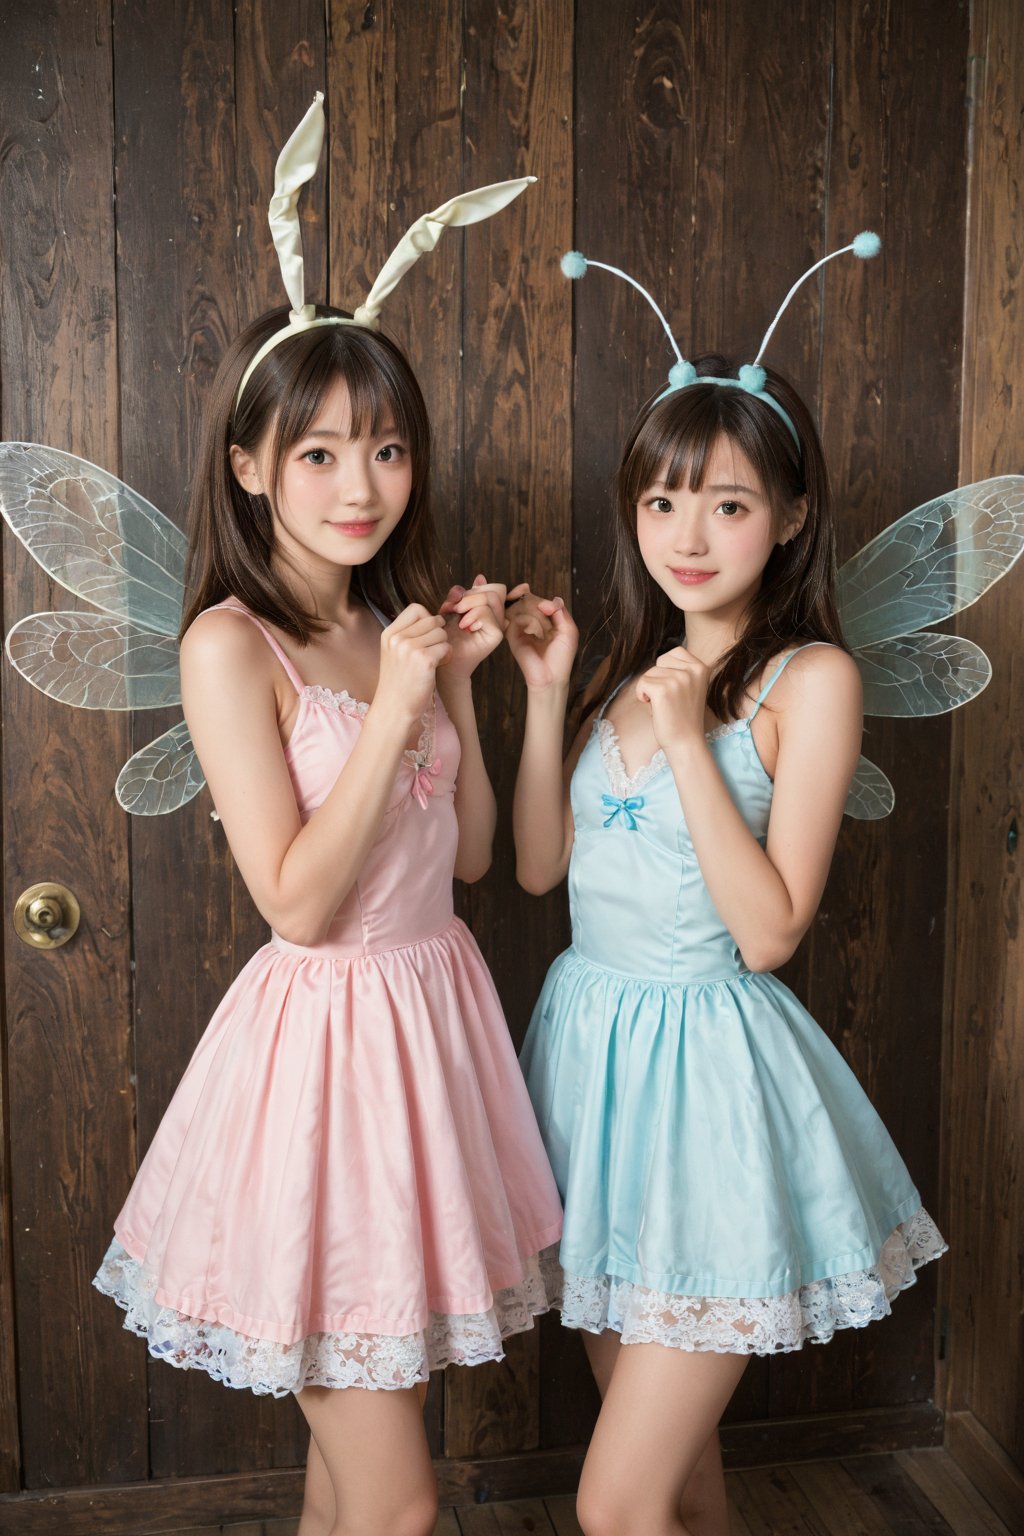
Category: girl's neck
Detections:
[
  {"x1": 679, "y1": 609, "x2": 743, "y2": 671},
  {"x1": 272, "y1": 551, "x2": 360, "y2": 626}
]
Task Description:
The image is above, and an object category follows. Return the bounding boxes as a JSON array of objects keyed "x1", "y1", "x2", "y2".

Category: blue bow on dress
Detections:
[{"x1": 601, "y1": 793, "x2": 645, "y2": 829}]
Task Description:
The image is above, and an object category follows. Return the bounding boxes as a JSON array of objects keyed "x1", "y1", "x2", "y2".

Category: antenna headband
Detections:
[{"x1": 561, "y1": 231, "x2": 882, "y2": 452}]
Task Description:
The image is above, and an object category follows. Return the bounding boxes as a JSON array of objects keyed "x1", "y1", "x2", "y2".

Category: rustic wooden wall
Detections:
[
  {"x1": 1, "y1": 0, "x2": 1015, "y2": 1529},
  {"x1": 942, "y1": 0, "x2": 1024, "y2": 1524}
]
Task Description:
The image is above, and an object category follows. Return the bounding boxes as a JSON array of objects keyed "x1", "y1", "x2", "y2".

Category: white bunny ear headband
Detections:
[
  {"x1": 560, "y1": 231, "x2": 882, "y2": 449},
  {"x1": 236, "y1": 93, "x2": 533, "y2": 408}
]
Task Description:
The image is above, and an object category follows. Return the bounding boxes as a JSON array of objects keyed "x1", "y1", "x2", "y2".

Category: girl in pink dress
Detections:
[{"x1": 93, "y1": 109, "x2": 562, "y2": 1536}]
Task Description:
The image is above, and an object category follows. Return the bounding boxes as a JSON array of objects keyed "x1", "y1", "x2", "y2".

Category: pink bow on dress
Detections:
[{"x1": 412, "y1": 758, "x2": 442, "y2": 810}]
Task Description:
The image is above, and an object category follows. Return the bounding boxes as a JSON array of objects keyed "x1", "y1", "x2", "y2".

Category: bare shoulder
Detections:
[
  {"x1": 773, "y1": 644, "x2": 862, "y2": 729},
  {"x1": 179, "y1": 606, "x2": 273, "y2": 690}
]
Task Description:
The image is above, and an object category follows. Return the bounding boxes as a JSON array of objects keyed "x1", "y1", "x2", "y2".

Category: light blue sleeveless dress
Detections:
[{"x1": 520, "y1": 650, "x2": 946, "y2": 1353}]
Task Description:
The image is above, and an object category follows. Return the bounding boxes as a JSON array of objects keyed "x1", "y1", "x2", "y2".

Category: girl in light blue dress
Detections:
[{"x1": 506, "y1": 236, "x2": 948, "y2": 1536}]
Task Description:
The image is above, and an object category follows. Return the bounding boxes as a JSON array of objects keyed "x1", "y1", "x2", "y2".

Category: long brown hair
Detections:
[
  {"x1": 593, "y1": 354, "x2": 847, "y2": 723},
  {"x1": 179, "y1": 305, "x2": 441, "y2": 641}
]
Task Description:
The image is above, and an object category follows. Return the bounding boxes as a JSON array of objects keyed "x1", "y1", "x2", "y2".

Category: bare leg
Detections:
[
  {"x1": 296, "y1": 1379, "x2": 432, "y2": 1536},
  {"x1": 296, "y1": 1384, "x2": 438, "y2": 1536},
  {"x1": 581, "y1": 1331, "x2": 731, "y2": 1535},
  {"x1": 297, "y1": 1433, "x2": 334, "y2": 1536},
  {"x1": 576, "y1": 1337, "x2": 746, "y2": 1536}
]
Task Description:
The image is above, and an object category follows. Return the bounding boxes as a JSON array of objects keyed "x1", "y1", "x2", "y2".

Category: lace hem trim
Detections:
[
  {"x1": 547, "y1": 1208, "x2": 946, "y2": 1355},
  {"x1": 94, "y1": 1241, "x2": 563, "y2": 1396}
]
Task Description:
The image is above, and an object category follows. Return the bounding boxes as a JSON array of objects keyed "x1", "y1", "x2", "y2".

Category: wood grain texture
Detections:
[
  {"x1": 0, "y1": 1023, "x2": 16, "y2": 1491},
  {"x1": 789, "y1": 1459, "x2": 894, "y2": 1535},
  {"x1": 445, "y1": 0, "x2": 573, "y2": 1462},
  {"x1": 770, "y1": 0, "x2": 969, "y2": 1422},
  {"x1": 457, "y1": 1498, "x2": 556, "y2": 1534},
  {"x1": 945, "y1": 1411, "x2": 1024, "y2": 1536},
  {"x1": 896, "y1": 1446, "x2": 1016, "y2": 1536},
  {"x1": 842, "y1": 1452, "x2": 958, "y2": 1533},
  {"x1": 111, "y1": 0, "x2": 318, "y2": 1477},
  {"x1": 0, "y1": 0, "x2": 146, "y2": 1488},
  {"x1": 543, "y1": 1494, "x2": 584, "y2": 1535},
  {"x1": 944, "y1": 0, "x2": 1024, "y2": 1484},
  {"x1": 0, "y1": 1409, "x2": 955, "y2": 1534},
  {"x1": 0, "y1": 0, "x2": 1012, "y2": 1517}
]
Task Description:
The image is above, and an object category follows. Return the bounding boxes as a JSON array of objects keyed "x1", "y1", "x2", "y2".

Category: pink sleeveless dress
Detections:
[{"x1": 94, "y1": 599, "x2": 563, "y2": 1395}]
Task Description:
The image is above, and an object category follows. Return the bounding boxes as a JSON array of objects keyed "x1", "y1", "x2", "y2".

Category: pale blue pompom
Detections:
[
  {"x1": 561, "y1": 250, "x2": 588, "y2": 279},
  {"x1": 852, "y1": 230, "x2": 881, "y2": 259},
  {"x1": 668, "y1": 360, "x2": 697, "y2": 389},
  {"x1": 738, "y1": 363, "x2": 767, "y2": 392}
]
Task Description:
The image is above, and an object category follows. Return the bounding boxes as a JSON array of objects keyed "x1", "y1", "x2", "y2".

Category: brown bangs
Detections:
[
  {"x1": 179, "y1": 306, "x2": 441, "y2": 644},
  {"x1": 584, "y1": 354, "x2": 847, "y2": 728},
  {"x1": 259, "y1": 324, "x2": 424, "y2": 495},
  {"x1": 622, "y1": 378, "x2": 805, "y2": 529}
]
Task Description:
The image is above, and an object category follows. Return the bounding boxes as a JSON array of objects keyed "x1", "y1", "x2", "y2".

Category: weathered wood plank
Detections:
[
  {"x1": 458, "y1": 0, "x2": 574, "y2": 1043},
  {"x1": 945, "y1": 1413, "x2": 1024, "y2": 1536},
  {"x1": 730, "y1": 1465, "x2": 833, "y2": 1536},
  {"x1": 944, "y1": 0, "x2": 1024, "y2": 1485},
  {"x1": 444, "y1": 0, "x2": 573, "y2": 1463},
  {"x1": 0, "y1": 1049, "x2": 17, "y2": 1490},
  {"x1": 457, "y1": 1499, "x2": 555, "y2": 1534},
  {"x1": 770, "y1": 0, "x2": 968, "y2": 1424},
  {"x1": 720, "y1": 1404, "x2": 944, "y2": 1470},
  {"x1": 0, "y1": 1429, "x2": 991, "y2": 1534},
  {"x1": 842, "y1": 1453, "x2": 958, "y2": 1533},
  {"x1": 111, "y1": 0, "x2": 318, "y2": 1477},
  {"x1": 543, "y1": 1494, "x2": 584, "y2": 1536},
  {"x1": 896, "y1": 1447, "x2": 1016, "y2": 1536},
  {"x1": 790, "y1": 1458, "x2": 899, "y2": 1536},
  {"x1": 723, "y1": 1481, "x2": 758, "y2": 1536},
  {"x1": 0, "y1": 0, "x2": 145, "y2": 1488}
]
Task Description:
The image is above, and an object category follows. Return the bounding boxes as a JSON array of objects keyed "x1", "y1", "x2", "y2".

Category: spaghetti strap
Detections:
[
  {"x1": 598, "y1": 674, "x2": 631, "y2": 720},
  {"x1": 205, "y1": 598, "x2": 307, "y2": 696},
  {"x1": 748, "y1": 641, "x2": 831, "y2": 719},
  {"x1": 365, "y1": 596, "x2": 391, "y2": 630}
]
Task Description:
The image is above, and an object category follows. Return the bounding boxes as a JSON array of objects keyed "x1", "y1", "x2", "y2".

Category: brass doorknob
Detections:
[{"x1": 13, "y1": 882, "x2": 81, "y2": 950}]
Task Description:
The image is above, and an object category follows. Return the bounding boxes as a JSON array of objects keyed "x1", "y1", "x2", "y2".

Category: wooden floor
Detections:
[{"x1": 156, "y1": 1447, "x2": 1016, "y2": 1536}]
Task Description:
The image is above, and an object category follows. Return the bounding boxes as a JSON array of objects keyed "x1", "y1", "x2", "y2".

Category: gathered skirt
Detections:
[
  {"x1": 95, "y1": 918, "x2": 563, "y2": 1394},
  {"x1": 521, "y1": 948, "x2": 945, "y2": 1354}
]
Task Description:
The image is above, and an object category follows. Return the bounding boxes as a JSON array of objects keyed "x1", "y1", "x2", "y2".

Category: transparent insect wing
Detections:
[
  {"x1": 854, "y1": 632, "x2": 992, "y2": 717},
  {"x1": 6, "y1": 612, "x2": 182, "y2": 711},
  {"x1": 115, "y1": 720, "x2": 206, "y2": 816},
  {"x1": 838, "y1": 476, "x2": 1024, "y2": 650},
  {"x1": 0, "y1": 442, "x2": 186, "y2": 635},
  {"x1": 844, "y1": 756, "x2": 895, "y2": 820}
]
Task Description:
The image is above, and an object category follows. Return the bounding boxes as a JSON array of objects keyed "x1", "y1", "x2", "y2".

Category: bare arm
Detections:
[
  {"x1": 506, "y1": 587, "x2": 584, "y2": 894},
  {"x1": 642, "y1": 645, "x2": 862, "y2": 971},
  {"x1": 437, "y1": 673, "x2": 496, "y2": 883},
  {"x1": 435, "y1": 575, "x2": 511, "y2": 883},
  {"x1": 180, "y1": 605, "x2": 450, "y2": 946}
]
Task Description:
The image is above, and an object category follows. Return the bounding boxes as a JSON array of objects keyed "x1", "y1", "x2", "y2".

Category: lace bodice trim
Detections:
[
  {"x1": 94, "y1": 1240, "x2": 562, "y2": 1396},
  {"x1": 548, "y1": 1208, "x2": 945, "y2": 1355},
  {"x1": 302, "y1": 684, "x2": 435, "y2": 768},
  {"x1": 597, "y1": 716, "x2": 749, "y2": 798}
]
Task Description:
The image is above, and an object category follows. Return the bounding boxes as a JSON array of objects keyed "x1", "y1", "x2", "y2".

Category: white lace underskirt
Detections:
[
  {"x1": 549, "y1": 1208, "x2": 946, "y2": 1355},
  {"x1": 94, "y1": 1240, "x2": 563, "y2": 1396}
]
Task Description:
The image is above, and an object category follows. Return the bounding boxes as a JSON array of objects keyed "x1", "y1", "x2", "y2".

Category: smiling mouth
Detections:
[
  {"x1": 329, "y1": 519, "x2": 379, "y2": 536},
  {"x1": 670, "y1": 568, "x2": 716, "y2": 584}
]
